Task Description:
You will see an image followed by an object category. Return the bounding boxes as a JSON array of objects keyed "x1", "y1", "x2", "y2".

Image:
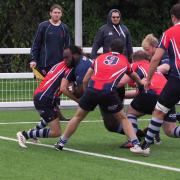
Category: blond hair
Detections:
[{"x1": 141, "y1": 34, "x2": 158, "y2": 48}]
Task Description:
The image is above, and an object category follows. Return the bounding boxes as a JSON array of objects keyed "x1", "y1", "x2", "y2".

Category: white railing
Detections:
[
  {"x1": 0, "y1": 47, "x2": 141, "y2": 108},
  {"x1": 0, "y1": 47, "x2": 142, "y2": 54}
]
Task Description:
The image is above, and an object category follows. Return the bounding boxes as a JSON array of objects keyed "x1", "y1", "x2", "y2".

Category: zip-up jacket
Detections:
[
  {"x1": 30, "y1": 21, "x2": 71, "y2": 68},
  {"x1": 91, "y1": 9, "x2": 133, "y2": 60}
]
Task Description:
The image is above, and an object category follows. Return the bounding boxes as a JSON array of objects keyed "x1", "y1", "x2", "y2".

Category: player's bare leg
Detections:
[{"x1": 55, "y1": 107, "x2": 89, "y2": 150}]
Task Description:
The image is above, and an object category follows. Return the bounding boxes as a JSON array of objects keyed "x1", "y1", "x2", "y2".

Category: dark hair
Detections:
[
  {"x1": 111, "y1": 9, "x2": 121, "y2": 18},
  {"x1": 110, "y1": 39, "x2": 124, "y2": 53},
  {"x1": 132, "y1": 50, "x2": 149, "y2": 62},
  {"x1": 50, "y1": 4, "x2": 63, "y2": 12},
  {"x1": 170, "y1": 3, "x2": 180, "y2": 19},
  {"x1": 63, "y1": 45, "x2": 82, "y2": 68},
  {"x1": 68, "y1": 45, "x2": 82, "y2": 55}
]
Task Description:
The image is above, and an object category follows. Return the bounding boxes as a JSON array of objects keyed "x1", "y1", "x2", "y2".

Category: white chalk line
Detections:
[
  {"x1": 0, "y1": 119, "x2": 149, "y2": 125},
  {"x1": 0, "y1": 135, "x2": 180, "y2": 173}
]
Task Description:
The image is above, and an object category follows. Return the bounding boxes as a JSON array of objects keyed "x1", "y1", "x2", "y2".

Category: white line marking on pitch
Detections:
[
  {"x1": 0, "y1": 120, "x2": 103, "y2": 125},
  {"x1": 0, "y1": 119, "x2": 149, "y2": 125},
  {"x1": 0, "y1": 135, "x2": 180, "y2": 173}
]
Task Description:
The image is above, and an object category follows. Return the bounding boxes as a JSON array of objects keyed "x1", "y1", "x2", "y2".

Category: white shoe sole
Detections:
[
  {"x1": 16, "y1": 132, "x2": 27, "y2": 148},
  {"x1": 130, "y1": 147, "x2": 150, "y2": 157},
  {"x1": 31, "y1": 138, "x2": 40, "y2": 144}
]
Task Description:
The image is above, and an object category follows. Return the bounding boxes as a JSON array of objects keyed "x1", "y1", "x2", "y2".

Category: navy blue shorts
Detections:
[
  {"x1": 165, "y1": 107, "x2": 176, "y2": 122},
  {"x1": 34, "y1": 93, "x2": 59, "y2": 123},
  {"x1": 131, "y1": 92, "x2": 158, "y2": 114},
  {"x1": 79, "y1": 88, "x2": 123, "y2": 113},
  {"x1": 131, "y1": 92, "x2": 176, "y2": 122},
  {"x1": 158, "y1": 77, "x2": 180, "y2": 109}
]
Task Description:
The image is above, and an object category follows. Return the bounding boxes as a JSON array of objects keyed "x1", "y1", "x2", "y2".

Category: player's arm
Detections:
[
  {"x1": 128, "y1": 71, "x2": 143, "y2": 87},
  {"x1": 60, "y1": 78, "x2": 79, "y2": 103},
  {"x1": 125, "y1": 89, "x2": 138, "y2": 99},
  {"x1": 118, "y1": 74, "x2": 132, "y2": 87},
  {"x1": 145, "y1": 48, "x2": 165, "y2": 88},
  {"x1": 83, "y1": 67, "x2": 94, "y2": 91},
  {"x1": 157, "y1": 63, "x2": 170, "y2": 74}
]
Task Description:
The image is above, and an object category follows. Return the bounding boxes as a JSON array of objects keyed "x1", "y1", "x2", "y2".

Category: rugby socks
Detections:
[
  {"x1": 145, "y1": 117, "x2": 163, "y2": 144},
  {"x1": 131, "y1": 138, "x2": 140, "y2": 146},
  {"x1": 127, "y1": 114, "x2": 138, "y2": 133},
  {"x1": 173, "y1": 126, "x2": 180, "y2": 137},
  {"x1": 22, "y1": 128, "x2": 50, "y2": 139},
  {"x1": 58, "y1": 135, "x2": 68, "y2": 147},
  {"x1": 34, "y1": 118, "x2": 47, "y2": 130}
]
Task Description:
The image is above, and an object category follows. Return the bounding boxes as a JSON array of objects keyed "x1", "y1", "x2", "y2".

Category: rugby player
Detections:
[
  {"x1": 55, "y1": 39, "x2": 145, "y2": 153},
  {"x1": 16, "y1": 46, "x2": 80, "y2": 148},
  {"x1": 131, "y1": 3, "x2": 180, "y2": 155}
]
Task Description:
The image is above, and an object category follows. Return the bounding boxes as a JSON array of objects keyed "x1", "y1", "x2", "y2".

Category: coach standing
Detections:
[
  {"x1": 90, "y1": 9, "x2": 133, "y2": 61},
  {"x1": 30, "y1": 4, "x2": 71, "y2": 76}
]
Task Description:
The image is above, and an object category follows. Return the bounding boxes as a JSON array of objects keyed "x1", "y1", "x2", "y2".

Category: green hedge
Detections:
[{"x1": 0, "y1": 0, "x2": 178, "y2": 72}]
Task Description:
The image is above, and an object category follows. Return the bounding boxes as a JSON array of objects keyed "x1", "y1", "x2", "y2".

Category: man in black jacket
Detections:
[{"x1": 91, "y1": 9, "x2": 133, "y2": 60}]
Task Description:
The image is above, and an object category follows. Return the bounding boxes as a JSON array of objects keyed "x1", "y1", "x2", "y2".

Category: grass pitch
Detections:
[{"x1": 0, "y1": 108, "x2": 180, "y2": 180}]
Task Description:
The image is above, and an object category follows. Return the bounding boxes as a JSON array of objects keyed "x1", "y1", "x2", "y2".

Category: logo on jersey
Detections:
[
  {"x1": 104, "y1": 55, "x2": 119, "y2": 65},
  {"x1": 108, "y1": 104, "x2": 118, "y2": 111},
  {"x1": 108, "y1": 31, "x2": 113, "y2": 36}
]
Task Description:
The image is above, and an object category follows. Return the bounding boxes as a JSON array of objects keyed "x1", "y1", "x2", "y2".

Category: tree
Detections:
[{"x1": 0, "y1": 0, "x2": 179, "y2": 72}]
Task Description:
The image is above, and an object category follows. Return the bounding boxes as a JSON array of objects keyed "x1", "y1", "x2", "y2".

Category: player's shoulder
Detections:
[
  {"x1": 61, "y1": 22, "x2": 69, "y2": 30},
  {"x1": 52, "y1": 61, "x2": 67, "y2": 71},
  {"x1": 39, "y1": 21, "x2": 49, "y2": 27},
  {"x1": 164, "y1": 24, "x2": 179, "y2": 35},
  {"x1": 118, "y1": 53, "x2": 129, "y2": 63},
  {"x1": 131, "y1": 61, "x2": 138, "y2": 66},
  {"x1": 97, "y1": 52, "x2": 109, "y2": 59},
  {"x1": 81, "y1": 55, "x2": 92, "y2": 62},
  {"x1": 100, "y1": 52, "x2": 115, "y2": 60}
]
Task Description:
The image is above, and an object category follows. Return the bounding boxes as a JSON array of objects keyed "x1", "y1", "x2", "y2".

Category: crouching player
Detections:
[
  {"x1": 60, "y1": 46, "x2": 92, "y2": 101},
  {"x1": 119, "y1": 50, "x2": 176, "y2": 149},
  {"x1": 131, "y1": 4, "x2": 180, "y2": 155},
  {"x1": 16, "y1": 46, "x2": 80, "y2": 148},
  {"x1": 54, "y1": 39, "x2": 145, "y2": 153}
]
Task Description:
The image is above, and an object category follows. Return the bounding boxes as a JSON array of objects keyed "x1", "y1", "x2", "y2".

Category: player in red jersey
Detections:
[
  {"x1": 16, "y1": 46, "x2": 80, "y2": 148},
  {"x1": 131, "y1": 3, "x2": 180, "y2": 155},
  {"x1": 55, "y1": 39, "x2": 146, "y2": 155},
  {"x1": 119, "y1": 50, "x2": 176, "y2": 149}
]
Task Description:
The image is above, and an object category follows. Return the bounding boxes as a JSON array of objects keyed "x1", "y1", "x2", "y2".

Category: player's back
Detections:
[
  {"x1": 159, "y1": 23, "x2": 180, "y2": 78},
  {"x1": 34, "y1": 61, "x2": 71, "y2": 98},
  {"x1": 131, "y1": 60, "x2": 149, "y2": 79},
  {"x1": 75, "y1": 56, "x2": 92, "y2": 85},
  {"x1": 131, "y1": 60, "x2": 167, "y2": 95},
  {"x1": 90, "y1": 52, "x2": 131, "y2": 91}
]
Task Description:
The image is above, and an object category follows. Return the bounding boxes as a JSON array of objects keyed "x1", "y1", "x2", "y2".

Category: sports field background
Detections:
[{"x1": 0, "y1": 107, "x2": 180, "y2": 179}]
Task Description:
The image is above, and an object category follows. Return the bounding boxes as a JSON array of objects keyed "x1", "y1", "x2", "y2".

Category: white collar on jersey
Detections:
[
  {"x1": 175, "y1": 22, "x2": 180, "y2": 25},
  {"x1": 111, "y1": 52, "x2": 120, "y2": 55}
]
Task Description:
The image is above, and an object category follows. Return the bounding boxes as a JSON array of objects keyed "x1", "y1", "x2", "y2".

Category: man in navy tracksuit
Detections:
[
  {"x1": 30, "y1": 4, "x2": 71, "y2": 75},
  {"x1": 91, "y1": 9, "x2": 133, "y2": 60}
]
